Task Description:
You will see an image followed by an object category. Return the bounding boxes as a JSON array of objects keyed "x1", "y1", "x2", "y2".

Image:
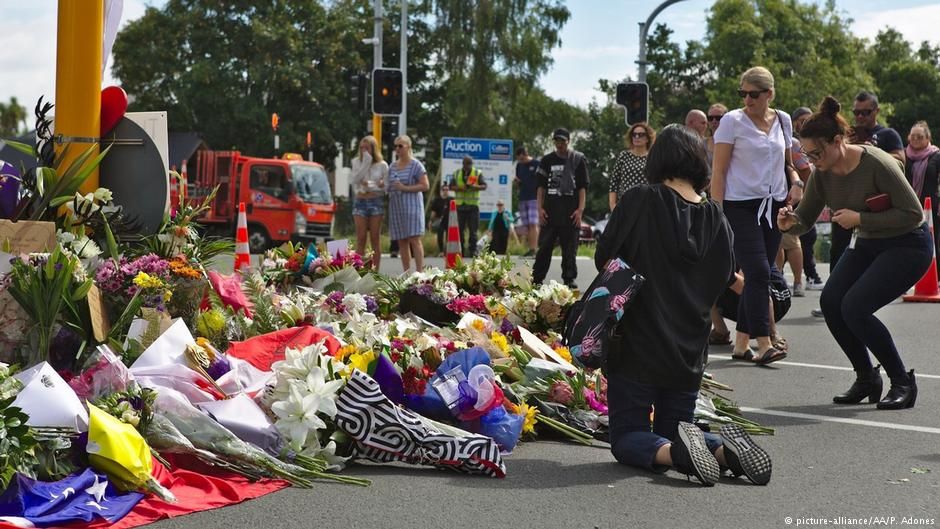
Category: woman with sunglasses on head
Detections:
[
  {"x1": 711, "y1": 66, "x2": 803, "y2": 366},
  {"x1": 904, "y1": 121, "x2": 940, "y2": 263},
  {"x1": 778, "y1": 96, "x2": 929, "y2": 410},
  {"x1": 387, "y1": 135, "x2": 430, "y2": 273},
  {"x1": 609, "y1": 123, "x2": 656, "y2": 211}
]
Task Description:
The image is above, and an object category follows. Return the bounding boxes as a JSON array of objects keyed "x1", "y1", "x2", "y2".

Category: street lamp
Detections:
[{"x1": 637, "y1": 0, "x2": 688, "y2": 83}]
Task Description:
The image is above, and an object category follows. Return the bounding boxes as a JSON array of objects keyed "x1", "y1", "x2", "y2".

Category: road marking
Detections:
[
  {"x1": 709, "y1": 355, "x2": 940, "y2": 380},
  {"x1": 740, "y1": 407, "x2": 940, "y2": 435}
]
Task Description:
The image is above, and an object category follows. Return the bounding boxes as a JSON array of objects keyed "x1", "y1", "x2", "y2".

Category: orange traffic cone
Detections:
[
  {"x1": 445, "y1": 200, "x2": 461, "y2": 269},
  {"x1": 180, "y1": 159, "x2": 188, "y2": 201},
  {"x1": 234, "y1": 202, "x2": 251, "y2": 274},
  {"x1": 903, "y1": 197, "x2": 940, "y2": 302}
]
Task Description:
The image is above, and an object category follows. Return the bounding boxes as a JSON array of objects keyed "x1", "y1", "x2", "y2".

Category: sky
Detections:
[{"x1": 1, "y1": 0, "x2": 939, "y2": 122}]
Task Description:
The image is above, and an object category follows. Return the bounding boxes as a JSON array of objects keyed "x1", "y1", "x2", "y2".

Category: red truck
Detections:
[{"x1": 183, "y1": 151, "x2": 335, "y2": 252}]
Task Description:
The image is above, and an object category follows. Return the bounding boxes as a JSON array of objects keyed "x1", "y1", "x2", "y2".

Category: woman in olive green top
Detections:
[{"x1": 777, "y1": 96, "x2": 930, "y2": 410}]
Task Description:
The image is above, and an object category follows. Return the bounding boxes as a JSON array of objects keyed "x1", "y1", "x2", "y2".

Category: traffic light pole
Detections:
[
  {"x1": 637, "y1": 0, "x2": 687, "y2": 82},
  {"x1": 373, "y1": 0, "x2": 383, "y2": 149},
  {"x1": 399, "y1": 0, "x2": 407, "y2": 138}
]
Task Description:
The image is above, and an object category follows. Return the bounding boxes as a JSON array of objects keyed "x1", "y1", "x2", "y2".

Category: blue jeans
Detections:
[
  {"x1": 608, "y1": 373, "x2": 722, "y2": 472},
  {"x1": 820, "y1": 224, "x2": 933, "y2": 384}
]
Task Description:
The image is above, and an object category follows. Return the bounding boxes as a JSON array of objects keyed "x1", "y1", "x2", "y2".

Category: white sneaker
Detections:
[{"x1": 792, "y1": 283, "x2": 805, "y2": 297}]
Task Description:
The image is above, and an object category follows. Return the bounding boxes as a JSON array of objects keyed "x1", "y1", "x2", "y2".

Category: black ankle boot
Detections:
[
  {"x1": 877, "y1": 370, "x2": 917, "y2": 410},
  {"x1": 833, "y1": 365, "x2": 883, "y2": 404}
]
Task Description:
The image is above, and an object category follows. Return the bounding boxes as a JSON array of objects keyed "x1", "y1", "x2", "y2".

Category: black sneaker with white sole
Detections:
[
  {"x1": 670, "y1": 422, "x2": 720, "y2": 486},
  {"x1": 719, "y1": 423, "x2": 772, "y2": 485}
]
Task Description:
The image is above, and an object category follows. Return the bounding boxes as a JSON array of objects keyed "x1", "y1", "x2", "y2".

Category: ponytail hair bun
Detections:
[{"x1": 819, "y1": 96, "x2": 841, "y2": 118}]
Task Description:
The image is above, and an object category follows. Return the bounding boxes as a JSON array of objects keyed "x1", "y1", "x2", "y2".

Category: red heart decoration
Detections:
[{"x1": 100, "y1": 85, "x2": 128, "y2": 137}]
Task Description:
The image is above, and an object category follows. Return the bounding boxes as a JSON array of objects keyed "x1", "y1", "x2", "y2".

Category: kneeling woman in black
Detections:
[
  {"x1": 778, "y1": 96, "x2": 930, "y2": 410},
  {"x1": 597, "y1": 125, "x2": 772, "y2": 487}
]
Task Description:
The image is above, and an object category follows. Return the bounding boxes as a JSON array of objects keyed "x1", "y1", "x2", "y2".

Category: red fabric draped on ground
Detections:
[
  {"x1": 86, "y1": 454, "x2": 287, "y2": 529},
  {"x1": 226, "y1": 326, "x2": 341, "y2": 371}
]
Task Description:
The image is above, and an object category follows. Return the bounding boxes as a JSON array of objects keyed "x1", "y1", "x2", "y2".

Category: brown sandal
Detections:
[
  {"x1": 754, "y1": 347, "x2": 787, "y2": 366},
  {"x1": 731, "y1": 348, "x2": 755, "y2": 361},
  {"x1": 771, "y1": 334, "x2": 788, "y2": 351}
]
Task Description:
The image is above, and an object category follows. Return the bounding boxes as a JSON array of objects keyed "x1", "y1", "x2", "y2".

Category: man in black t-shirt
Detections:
[
  {"x1": 851, "y1": 91, "x2": 905, "y2": 165},
  {"x1": 533, "y1": 128, "x2": 589, "y2": 288}
]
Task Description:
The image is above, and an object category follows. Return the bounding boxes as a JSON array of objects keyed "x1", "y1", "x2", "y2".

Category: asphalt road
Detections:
[{"x1": 158, "y1": 258, "x2": 940, "y2": 529}]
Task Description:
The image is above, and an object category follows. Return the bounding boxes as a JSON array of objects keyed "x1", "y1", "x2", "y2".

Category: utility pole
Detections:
[
  {"x1": 399, "y1": 0, "x2": 408, "y2": 138},
  {"x1": 371, "y1": 0, "x2": 383, "y2": 145},
  {"x1": 637, "y1": 0, "x2": 687, "y2": 82}
]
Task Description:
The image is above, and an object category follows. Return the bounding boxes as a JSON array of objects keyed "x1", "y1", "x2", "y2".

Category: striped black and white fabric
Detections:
[{"x1": 336, "y1": 369, "x2": 506, "y2": 478}]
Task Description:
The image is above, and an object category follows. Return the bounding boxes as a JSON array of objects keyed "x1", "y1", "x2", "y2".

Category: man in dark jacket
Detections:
[{"x1": 533, "y1": 128, "x2": 588, "y2": 288}]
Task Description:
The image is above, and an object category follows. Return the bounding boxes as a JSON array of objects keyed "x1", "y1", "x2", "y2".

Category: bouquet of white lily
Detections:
[{"x1": 154, "y1": 387, "x2": 368, "y2": 487}]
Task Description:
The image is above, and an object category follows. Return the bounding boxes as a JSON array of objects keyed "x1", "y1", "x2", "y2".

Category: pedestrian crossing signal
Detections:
[
  {"x1": 372, "y1": 68, "x2": 403, "y2": 116},
  {"x1": 616, "y1": 82, "x2": 649, "y2": 125}
]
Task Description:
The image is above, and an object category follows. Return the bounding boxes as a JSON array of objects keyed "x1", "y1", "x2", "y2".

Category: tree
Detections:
[
  {"x1": 640, "y1": 0, "x2": 873, "y2": 127},
  {"x1": 578, "y1": 80, "x2": 629, "y2": 218},
  {"x1": 864, "y1": 28, "x2": 940, "y2": 139},
  {"x1": 112, "y1": 0, "x2": 370, "y2": 168},
  {"x1": 0, "y1": 97, "x2": 28, "y2": 137}
]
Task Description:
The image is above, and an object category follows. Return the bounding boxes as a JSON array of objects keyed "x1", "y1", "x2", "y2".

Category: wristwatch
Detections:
[{"x1": 793, "y1": 180, "x2": 805, "y2": 189}]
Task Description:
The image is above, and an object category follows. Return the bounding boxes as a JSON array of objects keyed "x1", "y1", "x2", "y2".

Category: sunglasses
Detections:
[
  {"x1": 631, "y1": 132, "x2": 648, "y2": 138},
  {"x1": 707, "y1": 115, "x2": 723, "y2": 122},
  {"x1": 394, "y1": 144, "x2": 406, "y2": 149},
  {"x1": 853, "y1": 109, "x2": 874, "y2": 117},
  {"x1": 737, "y1": 88, "x2": 769, "y2": 99},
  {"x1": 801, "y1": 145, "x2": 825, "y2": 162}
]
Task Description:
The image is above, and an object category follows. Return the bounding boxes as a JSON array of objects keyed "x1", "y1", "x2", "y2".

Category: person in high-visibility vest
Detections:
[{"x1": 445, "y1": 156, "x2": 487, "y2": 257}]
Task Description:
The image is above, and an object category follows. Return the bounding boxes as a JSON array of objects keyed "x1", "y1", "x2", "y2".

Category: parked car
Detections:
[
  {"x1": 591, "y1": 213, "x2": 609, "y2": 240},
  {"x1": 514, "y1": 211, "x2": 595, "y2": 244}
]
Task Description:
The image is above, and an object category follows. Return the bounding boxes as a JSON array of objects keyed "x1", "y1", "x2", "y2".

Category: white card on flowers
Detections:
[
  {"x1": 13, "y1": 362, "x2": 89, "y2": 431},
  {"x1": 130, "y1": 318, "x2": 196, "y2": 369}
]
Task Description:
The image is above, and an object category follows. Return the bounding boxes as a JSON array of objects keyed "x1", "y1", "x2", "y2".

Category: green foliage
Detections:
[
  {"x1": 5, "y1": 247, "x2": 94, "y2": 368},
  {"x1": 0, "y1": 398, "x2": 38, "y2": 489},
  {"x1": 0, "y1": 97, "x2": 28, "y2": 137},
  {"x1": 112, "y1": 1, "x2": 366, "y2": 167},
  {"x1": 112, "y1": 0, "x2": 584, "y2": 175},
  {"x1": 243, "y1": 273, "x2": 279, "y2": 336},
  {"x1": 864, "y1": 28, "x2": 940, "y2": 139},
  {"x1": 579, "y1": 80, "x2": 629, "y2": 217}
]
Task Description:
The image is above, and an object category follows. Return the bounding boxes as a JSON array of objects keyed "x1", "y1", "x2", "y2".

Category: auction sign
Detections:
[{"x1": 440, "y1": 137, "x2": 513, "y2": 221}]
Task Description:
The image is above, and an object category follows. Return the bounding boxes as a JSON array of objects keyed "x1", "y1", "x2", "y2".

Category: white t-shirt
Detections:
[
  {"x1": 714, "y1": 108, "x2": 791, "y2": 202},
  {"x1": 351, "y1": 154, "x2": 389, "y2": 195}
]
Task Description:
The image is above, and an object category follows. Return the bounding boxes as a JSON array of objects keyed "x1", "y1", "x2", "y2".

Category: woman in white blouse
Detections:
[
  {"x1": 350, "y1": 135, "x2": 389, "y2": 270},
  {"x1": 711, "y1": 66, "x2": 803, "y2": 365}
]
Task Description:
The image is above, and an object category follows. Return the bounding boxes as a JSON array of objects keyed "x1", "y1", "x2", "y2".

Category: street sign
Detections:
[{"x1": 440, "y1": 137, "x2": 513, "y2": 221}]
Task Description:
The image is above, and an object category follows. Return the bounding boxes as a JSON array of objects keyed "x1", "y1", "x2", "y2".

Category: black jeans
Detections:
[
  {"x1": 820, "y1": 224, "x2": 932, "y2": 383},
  {"x1": 533, "y1": 222, "x2": 578, "y2": 285},
  {"x1": 723, "y1": 200, "x2": 784, "y2": 337},
  {"x1": 830, "y1": 223, "x2": 852, "y2": 269},
  {"x1": 435, "y1": 218, "x2": 448, "y2": 255},
  {"x1": 457, "y1": 205, "x2": 479, "y2": 257},
  {"x1": 491, "y1": 224, "x2": 509, "y2": 255},
  {"x1": 800, "y1": 225, "x2": 819, "y2": 280}
]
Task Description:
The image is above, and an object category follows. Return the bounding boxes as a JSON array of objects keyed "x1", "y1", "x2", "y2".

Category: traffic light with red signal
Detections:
[
  {"x1": 372, "y1": 68, "x2": 403, "y2": 116},
  {"x1": 616, "y1": 82, "x2": 649, "y2": 125}
]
